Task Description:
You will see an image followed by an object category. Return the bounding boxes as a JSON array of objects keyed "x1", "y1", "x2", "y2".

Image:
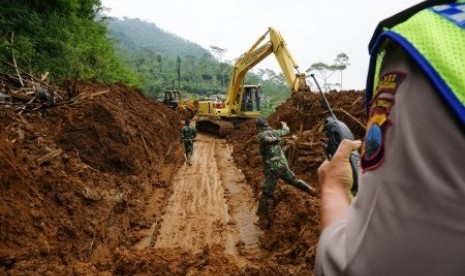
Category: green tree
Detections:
[
  {"x1": 306, "y1": 53, "x2": 350, "y2": 91},
  {"x1": 333, "y1": 52, "x2": 350, "y2": 90},
  {"x1": 157, "y1": 54, "x2": 163, "y2": 72},
  {"x1": 306, "y1": 62, "x2": 335, "y2": 91},
  {"x1": 176, "y1": 56, "x2": 181, "y2": 88},
  {"x1": 0, "y1": 0, "x2": 135, "y2": 85}
]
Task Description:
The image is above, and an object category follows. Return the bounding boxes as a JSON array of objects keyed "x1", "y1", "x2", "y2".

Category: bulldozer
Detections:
[
  {"x1": 161, "y1": 90, "x2": 182, "y2": 109},
  {"x1": 160, "y1": 90, "x2": 198, "y2": 120},
  {"x1": 194, "y1": 27, "x2": 310, "y2": 137}
]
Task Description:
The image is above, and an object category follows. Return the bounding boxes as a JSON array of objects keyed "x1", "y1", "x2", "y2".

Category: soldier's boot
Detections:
[
  {"x1": 256, "y1": 197, "x2": 271, "y2": 228},
  {"x1": 294, "y1": 180, "x2": 316, "y2": 195},
  {"x1": 187, "y1": 152, "x2": 192, "y2": 165}
]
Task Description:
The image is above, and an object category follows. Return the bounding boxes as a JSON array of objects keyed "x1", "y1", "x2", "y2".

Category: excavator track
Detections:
[{"x1": 195, "y1": 117, "x2": 236, "y2": 138}]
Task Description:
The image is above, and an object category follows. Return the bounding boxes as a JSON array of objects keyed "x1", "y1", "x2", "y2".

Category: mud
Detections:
[
  {"x1": 0, "y1": 81, "x2": 366, "y2": 275},
  {"x1": 228, "y1": 90, "x2": 367, "y2": 274}
]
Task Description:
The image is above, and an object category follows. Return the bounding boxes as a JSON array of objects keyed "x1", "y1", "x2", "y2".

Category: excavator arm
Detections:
[
  {"x1": 225, "y1": 27, "x2": 309, "y2": 106},
  {"x1": 195, "y1": 27, "x2": 309, "y2": 136}
]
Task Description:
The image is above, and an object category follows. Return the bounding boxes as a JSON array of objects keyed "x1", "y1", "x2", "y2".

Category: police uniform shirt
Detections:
[{"x1": 315, "y1": 43, "x2": 465, "y2": 276}]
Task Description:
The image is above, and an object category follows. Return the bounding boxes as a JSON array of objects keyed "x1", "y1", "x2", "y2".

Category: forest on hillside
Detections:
[
  {"x1": 0, "y1": 0, "x2": 137, "y2": 85},
  {"x1": 0, "y1": 0, "x2": 328, "y2": 116},
  {"x1": 105, "y1": 17, "x2": 295, "y2": 115}
]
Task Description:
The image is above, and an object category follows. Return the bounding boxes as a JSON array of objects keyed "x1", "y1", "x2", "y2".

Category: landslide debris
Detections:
[
  {"x1": 0, "y1": 80, "x2": 186, "y2": 274},
  {"x1": 228, "y1": 90, "x2": 367, "y2": 273},
  {"x1": 0, "y1": 76, "x2": 366, "y2": 275}
]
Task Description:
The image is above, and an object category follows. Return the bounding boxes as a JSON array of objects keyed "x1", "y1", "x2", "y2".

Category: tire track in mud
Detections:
[{"x1": 153, "y1": 134, "x2": 263, "y2": 262}]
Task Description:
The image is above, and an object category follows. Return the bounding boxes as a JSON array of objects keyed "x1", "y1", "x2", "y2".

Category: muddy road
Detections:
[{"x1": 153, "y1": 134, "x2": 263, "y2": 265}]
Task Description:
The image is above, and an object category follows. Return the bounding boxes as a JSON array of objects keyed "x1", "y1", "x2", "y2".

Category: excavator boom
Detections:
[
  {"x1": 225, "y1": 28, "x2": 308, "y2": 106},
  {"x1": 196, "y1": 27, "x2": 309, "y2": 136}
]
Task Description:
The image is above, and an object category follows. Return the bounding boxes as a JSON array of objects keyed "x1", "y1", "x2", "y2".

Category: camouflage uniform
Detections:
[
  {"x1": 180, "y1": 125, "x2": 196, "y2": 164},
  {"x1": 257, "y1": 125, "x2": 313, "y2": 223}
]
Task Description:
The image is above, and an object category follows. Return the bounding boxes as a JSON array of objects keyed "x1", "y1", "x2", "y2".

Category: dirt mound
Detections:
[
  {"x1": 228, "y1": 90, "x2": 367, "y2": 273},
  {"x1": 0, "y1": 80, "x2": 366, "y2": 274},
  {"x1": 0, "y1": 81, "x2": 186, "y2": 274}
]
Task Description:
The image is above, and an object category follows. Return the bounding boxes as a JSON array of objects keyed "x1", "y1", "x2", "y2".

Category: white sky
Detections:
[{"x1": 100, "y1": 0, "x2": 420, "y2": 90}]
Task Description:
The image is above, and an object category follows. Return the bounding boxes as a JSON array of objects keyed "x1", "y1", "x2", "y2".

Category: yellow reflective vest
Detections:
[{"x1": 367, "y1": 0, "x2": 465, "y2": 126}]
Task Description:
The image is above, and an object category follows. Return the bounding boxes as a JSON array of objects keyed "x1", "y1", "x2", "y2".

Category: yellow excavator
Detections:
[{"x1": 194, "y1": 27, "x2": 310, "y2": 136}]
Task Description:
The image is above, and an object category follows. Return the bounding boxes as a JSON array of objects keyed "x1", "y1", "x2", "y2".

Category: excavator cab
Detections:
[
  {"x1": 240, "y1": 85, "x2": 259, "y2": 113},
  {"x1": 196, "y1": 84, "x2": 261, "y2": 137}
]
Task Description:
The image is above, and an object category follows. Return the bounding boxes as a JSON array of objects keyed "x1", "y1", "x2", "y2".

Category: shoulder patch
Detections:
[{"x1": 361, "y1": 72, "x2": 406, "y2": 172}]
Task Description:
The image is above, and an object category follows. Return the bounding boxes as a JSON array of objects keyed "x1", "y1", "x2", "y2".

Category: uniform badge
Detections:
[{"x1": 361, "y1": 72, "x2": 406, "y2": 172}]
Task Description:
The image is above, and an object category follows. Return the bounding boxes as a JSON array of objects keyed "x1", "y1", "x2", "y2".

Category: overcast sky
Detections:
[{"x1": 100, "y1": 0, "x2": 420, "y2": 90}]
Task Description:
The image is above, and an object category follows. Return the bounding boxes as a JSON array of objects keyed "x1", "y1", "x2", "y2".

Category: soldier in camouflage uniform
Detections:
[
  {"x1": 256, "y1": 118, "x2": 314, "y2": 226},
  {"x1": 180, "y1": 118, "x2": 196, "y2": 165}
]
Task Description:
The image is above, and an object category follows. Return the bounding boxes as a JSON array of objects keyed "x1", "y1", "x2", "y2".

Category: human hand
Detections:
[
  {"x1": 318, "y1": 139, "x2": 361, "y2": 230},
  {"x1": 318, "y1": 139, "x2": 362, "y2": 199}
]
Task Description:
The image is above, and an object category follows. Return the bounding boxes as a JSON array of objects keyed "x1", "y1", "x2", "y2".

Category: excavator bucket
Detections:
[
  {"x1": 176, "y1": 105, "x2": 196, "y2": 120},
  {"x1": 176, "y1": 99, "x2": 199, "y2": 120}
]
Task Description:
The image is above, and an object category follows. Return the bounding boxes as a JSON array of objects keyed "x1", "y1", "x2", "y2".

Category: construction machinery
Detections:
[
  {"x1": 161, "y1": 90, "x2": 198, "y2": 120},
  {"x1": 195, "y1": 27, "x2": 310, "y2": 136},
  {"x1": 176, "y1": 100, "x2": 198, "y2": 120},
  {"x1": 161, "y1": 90, "x2": 182, "y2": 109}
]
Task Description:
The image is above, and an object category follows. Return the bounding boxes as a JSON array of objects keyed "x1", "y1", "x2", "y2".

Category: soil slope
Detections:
[
  {"x1": 0, "y1": 82, "x2": 366, "y2": 275},
  {"x1": 228, "y1": 90, "x2": 367, "y2": 273}
]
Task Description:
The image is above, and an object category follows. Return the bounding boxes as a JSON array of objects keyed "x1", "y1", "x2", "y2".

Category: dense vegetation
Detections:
[
  {"x1": 0, "y1": 0, "x2": 137, "y2": 85},
  {"x1": 107, "y1": 17, "x2": 223, "y2": 98},
  {"x1": 0, "y1": 1, "x2": 295, "y2": 116},
  {"x1": 106, "y1": 17, "x2": 294, "y2": 116}
]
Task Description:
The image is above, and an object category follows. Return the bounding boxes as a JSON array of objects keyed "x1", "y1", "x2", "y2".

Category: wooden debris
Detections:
[
  {"x1": 140, "y1": 134, "x2": 153, "y2": 164},
  {"x1": 10, "y1": 32, "x2": 24, "y2": 87},
  {"x1": 335, "y1": 108, "x2": 367, "y2": 130},
  {"x1": 37, "y1": 149, "x2": 63, "y2": 165},
  {"x1": 78, "y1": 89, "x2": 110, "y2": 100},
  {"x1": 40, "y1": 72, "x2": 49, "y2": 82},
  {"x1": 0, "y1": 65, "x2": 108, "y2": 112}
]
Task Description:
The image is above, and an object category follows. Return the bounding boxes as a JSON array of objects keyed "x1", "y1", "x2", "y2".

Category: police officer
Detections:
[
  {"x1": 180, "y1": 118, "x2": 196, "y2": 165},
  {"x1": 256, "y1": 118, "x2": 315, "y2": 227},
  {"x1": 316, "y1": 1, "x2": 465, "y2": 275}
]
